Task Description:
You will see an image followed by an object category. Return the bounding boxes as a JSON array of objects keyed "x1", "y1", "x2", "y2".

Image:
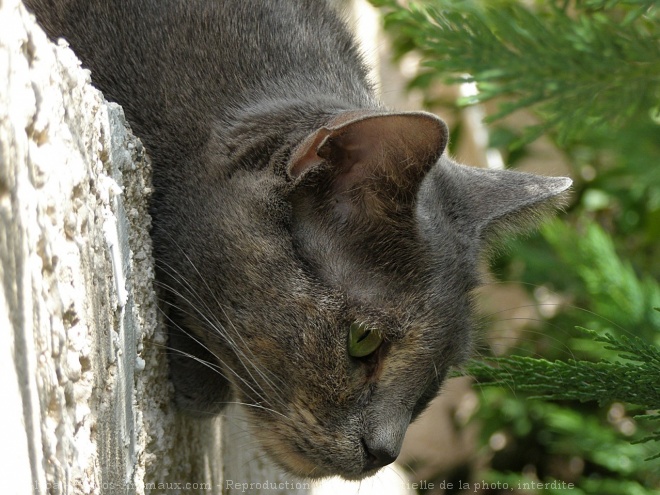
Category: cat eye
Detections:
[{"x1": 348, "y1": 322, "x2": 383, "y2": 358}]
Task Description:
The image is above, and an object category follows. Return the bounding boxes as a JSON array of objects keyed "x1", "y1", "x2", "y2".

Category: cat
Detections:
[{"x1": 25, "y1": 0, "x2": 571, "y2": 480}]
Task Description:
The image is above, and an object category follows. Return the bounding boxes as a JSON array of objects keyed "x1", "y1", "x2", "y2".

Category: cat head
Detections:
[{"x1": 165, "y1": 109, "x2": 571, "y2": 480}]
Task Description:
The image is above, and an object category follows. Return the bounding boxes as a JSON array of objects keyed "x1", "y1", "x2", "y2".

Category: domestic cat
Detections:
[{"x1": 25, "y1": 0, "x2": 571, "y2": 480}]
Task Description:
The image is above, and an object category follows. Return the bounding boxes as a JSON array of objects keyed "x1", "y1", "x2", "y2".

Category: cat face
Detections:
[{"x1": 166, "y1": 110, "x2": 570, "y2": 479}]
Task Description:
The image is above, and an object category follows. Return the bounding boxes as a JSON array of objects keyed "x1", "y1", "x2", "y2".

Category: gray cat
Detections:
[{"x1": 25, "y1": 0, "x2": 571, "y2": 480}]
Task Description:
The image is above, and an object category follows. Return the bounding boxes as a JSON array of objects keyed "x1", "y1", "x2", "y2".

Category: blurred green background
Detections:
[{"x1": 369, "y1": 0, "x2": 660, "y2": 493}]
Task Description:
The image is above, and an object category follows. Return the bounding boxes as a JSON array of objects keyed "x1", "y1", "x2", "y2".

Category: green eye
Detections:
[{"x1": 348, "y1": 322, "x2": 383, "y2": 358}]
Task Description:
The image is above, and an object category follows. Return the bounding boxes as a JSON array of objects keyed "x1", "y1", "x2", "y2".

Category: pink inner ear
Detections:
[
  {"x1": 287, "y1": 110, "x2": 378, "y2": 179},
  {"x1": 288, "y1": 127, "x2": 332, "y2": 179},
  {"x1": 287, "y1": 111, "x2": 448, "y2": 189},
  {"x1": 317, "y1": 127, "x2": 380, "y2": 195}
]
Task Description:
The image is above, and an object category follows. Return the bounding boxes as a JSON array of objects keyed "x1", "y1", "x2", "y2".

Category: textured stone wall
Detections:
[{"x1": 0, "y1": 1, "x2": 230, "y2": 493}]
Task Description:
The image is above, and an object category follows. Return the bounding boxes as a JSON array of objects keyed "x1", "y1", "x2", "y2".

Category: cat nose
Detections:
[
  {"x1": 363, "y1": 440, "x2": 399, "y2": 471},
  {"x1": 362, "y1": 405, "x2": 411, "y2": 471}
]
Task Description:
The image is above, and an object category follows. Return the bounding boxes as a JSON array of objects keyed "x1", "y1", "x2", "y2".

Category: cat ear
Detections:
[
  {"x1": 287, "y1": 111, "x2": 448, "y2": 202},
  {"x1": 418, "y1": 157, "x2": 572, "y2": 244}
]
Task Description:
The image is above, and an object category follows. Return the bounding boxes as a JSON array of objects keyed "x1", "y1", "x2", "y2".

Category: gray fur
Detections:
[{"x1": 25, "y1": 0, "x2": 571, "y2": 479}]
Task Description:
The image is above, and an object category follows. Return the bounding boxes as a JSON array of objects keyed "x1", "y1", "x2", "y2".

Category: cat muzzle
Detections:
[{"x1": 361, "y1": 407, "x2": 412, "y2": 472}]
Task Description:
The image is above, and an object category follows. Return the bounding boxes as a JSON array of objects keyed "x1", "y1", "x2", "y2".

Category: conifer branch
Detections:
[{"x1": 370, "y1": 0, "x2": 660, "y2": 144}]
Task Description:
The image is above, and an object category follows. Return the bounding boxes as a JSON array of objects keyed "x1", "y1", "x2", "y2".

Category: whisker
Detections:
[
  {"x1": 157, "y1": 303, "x2": 277, "y2": 410},
  {"x1": 154, "y1": 270, "x2": 281, "y2": 404},
  {"x1": 479, "y1": 280, "x2": 632, "y2": 335},
  {"x1": 156, "y1": 252, "x2": 290, "y2": 410}
]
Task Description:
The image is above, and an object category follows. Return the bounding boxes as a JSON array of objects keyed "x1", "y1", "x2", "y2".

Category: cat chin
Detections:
[
  {"x1": 269, "y1": 454, "x2": 382, "y2": 482},
  {"x1": 334, "y1": 468, "x2": 383, "y2": 482},
  {"x1": 257, "y1": 440, "x2": 339, "y2": 480},
  {"x1": 254, "y1": 425, "x2": 383, "y2": 481}
]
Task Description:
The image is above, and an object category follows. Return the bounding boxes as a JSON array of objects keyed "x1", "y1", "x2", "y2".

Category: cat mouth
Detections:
[
  {"x1": 257, "y1": 430, "x2": 399, "y2": 480},
  {"x1": 276, "y1": 453, "x2": 389, "y2": 481}
]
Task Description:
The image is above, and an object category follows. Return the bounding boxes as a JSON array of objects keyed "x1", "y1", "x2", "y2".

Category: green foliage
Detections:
[
  {"x1": 369, "y1": 0, "x2": 660, "y2": 145},
  {"x1": 474, "y1": 391, "x2": 660, "y2": 488},
  {"x1": 465, "y1": 224, "x2": 660, "y2": 487},
  {"x1": 468, "y1": 327, "x2": 660, "y2": 409},
  {"x1": 541, "y1": 220, "x2": 660, "y2": 337},
  {"x1": 469, "y1": 326, "x2": 660, "y2": 464}
]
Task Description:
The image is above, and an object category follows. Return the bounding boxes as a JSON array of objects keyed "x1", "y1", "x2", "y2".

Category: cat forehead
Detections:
[{"x1": 293, "y1": 221, "x2": 475, "y2": 310}]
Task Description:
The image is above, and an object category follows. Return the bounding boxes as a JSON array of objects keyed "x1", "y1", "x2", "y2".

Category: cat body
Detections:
[{"x1": 25, "y1": 0, "x2": 571, "y2": 479}]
